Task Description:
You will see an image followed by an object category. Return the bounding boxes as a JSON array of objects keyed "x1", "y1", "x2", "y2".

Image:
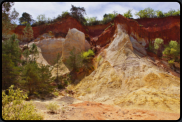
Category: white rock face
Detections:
[
  {"x1": 62, "y1": 28, "x2": 90, "y2": 62},
  {"x1": 85, "y1": 39, "x2": 91, "y2": 51},
  {"x1": 36, "y1": 37, "x2": 65, "y2": 65},
  {"x1": 129, "y1": 36, "x2": 147, "y2": 56}
]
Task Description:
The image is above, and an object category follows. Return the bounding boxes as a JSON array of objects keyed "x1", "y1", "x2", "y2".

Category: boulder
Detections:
[
  {"x1": 35, "y1": 37, "x2": 65, "y2": 65},
  {"x1": 62, "y1": 28, "x2": 90, "y2": 63}
]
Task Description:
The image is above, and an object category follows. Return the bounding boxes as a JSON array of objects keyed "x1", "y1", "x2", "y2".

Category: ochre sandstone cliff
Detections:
[{"x1": 13, "y1": 14, "x2": 180, "y2": 49}]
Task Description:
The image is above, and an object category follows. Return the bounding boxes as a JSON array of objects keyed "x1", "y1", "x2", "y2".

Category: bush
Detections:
[
  {"x1": 81, "y1": 49, "x2": 95, "y2": 59},
  {"x1": 154, "y1": 38, "x2": 164, "y2": 50},
  {"x1": 162, "y1": 40, "x2": 180, "y2": 63},
  {"x1": 52, "y1": 89, "x2": 59, "y2": 97},
  {"x1": 46, "y1": 102, "x2": 60, "y2": 113},
  {"x1": 2, "y1": 85, "x2": 43, "y2": 120}
]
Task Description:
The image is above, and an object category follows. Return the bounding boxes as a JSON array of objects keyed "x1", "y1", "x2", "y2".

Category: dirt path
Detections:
[{"x1": 30, "y1": 95, "x2": 180, "y2": 120}]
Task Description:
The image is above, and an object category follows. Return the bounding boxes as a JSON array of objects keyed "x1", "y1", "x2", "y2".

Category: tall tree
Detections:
[
  {"x1": 65, "y1": 47, "x2": 82, "y2": 82},
  {"x1": 70, "y1": 5, "x2": 86, "y2": 24},
  {"x1": 53, "y1": 53, "x2": 63, "y2": 85},
  {"x1": 2, "y1": 2, "x2": 19, "y2": 39},
  {"x1": 2, "y1": 34, "x2": 21, "y2": 89},
  {"x1": 155, "y1": 10, "x2": 164, "y2": 18},
  {"x1": 123, "y1": 9, "x2": 133, "y2": 18},
  {"x1": 23, "y1": 23, "x2": 34, "y2": 42},
  {"x1": 154, "y1": 38, "x2": 164, "y2": 57},
  {"x1": 19, "y1": 12, "x2": 34, "y2": 25},
  {"x1": 135, "y1": 7, "x2": 155, "y2": 18}
]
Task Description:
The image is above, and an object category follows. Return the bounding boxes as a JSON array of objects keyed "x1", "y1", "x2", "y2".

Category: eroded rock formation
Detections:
[
  {"x1": 62, "y1": 28, "x2": 90, "y2": 63},
  {"x1": 72, "y1": 24, "x2": 180, "y2": 114}
]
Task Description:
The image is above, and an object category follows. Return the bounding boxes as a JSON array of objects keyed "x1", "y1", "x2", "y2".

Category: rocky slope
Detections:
[
  {"x1": 16, "y1": 14, "x2": 180, "y2": 120},
  {"x1": 71, "y1": 24, "x2": 180, "y2": 114}
]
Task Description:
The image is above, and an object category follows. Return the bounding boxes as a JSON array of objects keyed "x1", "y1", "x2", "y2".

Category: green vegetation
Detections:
[
  {"x1": 19, "y1": 12, "x2": 34, "y2": 25},
  {"x1": 149, "y1": 38, "x2": 180, "y2": 68},
  {"x1": 135, "y1": 8, "x2": 180, "y2": 19},
  {"x1": 70, "y1": 4, "x2": 87, "y2": 25},
  {"x1": 65, "y1": 48, "x2": 95, "y2": 82},
  {"x1": 2, "y1": 34, "x2": 22, "y2": 90},
  {"x1": 2, "y1": 2, "x2": 19, "y2": 39},
  {"x1": 53, "y1": 53, "x2": 63, "y2": 85},
  {"x1": 80, "y1": 49, "x2": 95, "y2": 76},
  {"x1": 2, "y1": 85, "x2": 43, "y2": 120},
  {"x1": 23, "y1": 23, "x2": 34, "y2": 42},
  {"x1": 105, "y1": 23, "x2": 114, "y2": 31},
  {"x1": 123, "y1": 9, "x2": 133, "y2": 18},
  {"x1": 46, "y1": 102, "x2": 60, "y2": 113},
  {"x1": 162, "y1": 40, "x2": 180, "y2": 63},
  {"x1": 155, "y1": 10, "x2": 164, "y2": 18},
  {"x1": 154, "y1": 38, "x2": 164, "y2": 50},
  {"x1": 135, "y1": 7, "x2": 155, "y2": 18}
]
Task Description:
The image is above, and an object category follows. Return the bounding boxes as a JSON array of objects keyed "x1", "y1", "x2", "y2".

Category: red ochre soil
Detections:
[
  {"x1": 12, "y1": 14, "x2": 180, "y2": 48},
  {"x1": 63, "y1": 101, "x2": 180, "y2": 120}
]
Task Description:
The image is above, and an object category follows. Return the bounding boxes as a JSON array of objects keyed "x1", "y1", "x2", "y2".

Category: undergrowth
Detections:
[{"x1": 2, "y1": 85, "x2": 43, "y2": 120}]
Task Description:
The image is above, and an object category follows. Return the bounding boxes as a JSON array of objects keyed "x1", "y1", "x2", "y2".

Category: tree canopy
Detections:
[
  {"x1": 123, "y1": 9, "x2": 133, "y2": 18},
  {"x1": 70, "y1": 4, "x2": 87, "y2": 24},
  {"x1": 19, "y1": 12, "x2": 34, "y2": 25},
  {"x1": 2, "y1": 2, "x2": 19, "y2": 39}
]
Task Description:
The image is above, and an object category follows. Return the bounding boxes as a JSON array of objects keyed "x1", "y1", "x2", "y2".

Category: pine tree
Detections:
[
  {"x1": 2, "y1": 34, "x2": 21, "y2": 89},
  {"x1": 23, "y1": 23, "x2": 34, "y2": 42},
  {"x1": 53, "y1": 53, "x2": 64, "y2": 85}
]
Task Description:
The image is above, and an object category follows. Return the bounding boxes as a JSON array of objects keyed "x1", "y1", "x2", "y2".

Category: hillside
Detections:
[{"x1": 8, "y1": 14, "x2": 180, "y2": 120}]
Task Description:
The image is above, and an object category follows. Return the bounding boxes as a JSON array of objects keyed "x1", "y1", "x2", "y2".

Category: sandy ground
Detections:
[{"x1": 30, "y1": 94, "x2": 180, "y2": 120}]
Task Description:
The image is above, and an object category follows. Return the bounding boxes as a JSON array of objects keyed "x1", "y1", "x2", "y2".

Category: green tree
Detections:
[
  {"x1": 2, "y1": 54, "x2": 20, "y2": 90},
  {"x1": 53, "y1": 53, "x2": 63, "y2": 85},
  {"x1": 173, "y1": 9, "x2": 180, "y2": 16},
  {"x1": 85, "y1": 16, "x2": 97, "y2": 23},
  {"x1": 155, "y1": 10, "x2": 164, "y2": 18},
  {"x1": 154, "y1": 38, "x2": 164, "y2": 57},
  {"x1": 37, "y1": 63, "x2": 55, "y2": 95},
  {"x1": 135, "y1": 7, "x2": 155, "y2": 18},
  {"x1": 65, "y1": 47, "x2": 83, "y2": 82},
  {"x1": 19, "y1": 12, "x2": 34, "y2": 25},
  {"x1": 37, "y1": 14, "x2": 46, "y2": 22},
  {"x1": 2, "y1": 34, "x2": 22, "y2": 89},
  {"x1": 22, "y1": 62, "x2": 40, "y2": 95},
  {"x1": 2, "y1": 2, "x2": 19, "y2": 39},
  {"x1": 123, "y1": 9, "x2": 133, "y2": 18},
  {"x1": 2, "y1": 34, "x2": 22, "y2": 66},
  {"x1": 80, "y1": 49, "x2": 95, "y2": 76},
  {"x1": 62, "y1": 11, "x2": 70, "y2": 17},
  {"x1": 29, "y1": 43, "x2": 39, "y2": 62},
  {"x1": 23, "y1": 23, "x2": 34, "y2": 42},
  {"x1": 166, "y1": 9, "x2": 176, "y2": 16},
  {"x1": 102, "y1": 12, "x2": 118, "y2": 24},
  {"x1": 70, "y1": 4, "x2": 87, "y2": 25},
  {"x1": 163, "y1": 40, "x2": 180, "y2": 63}
]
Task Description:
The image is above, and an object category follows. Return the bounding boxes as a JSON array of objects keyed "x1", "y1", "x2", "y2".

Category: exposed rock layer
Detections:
[{"x1": 72, "y1": 24, "x2": 180, "y2": 114}]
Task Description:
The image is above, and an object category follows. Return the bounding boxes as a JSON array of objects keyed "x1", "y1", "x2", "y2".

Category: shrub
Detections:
[
  {"x1": 154, "y1": 38, "x2": 164, "y2": 50},
  {"x1": 168, "y1": 59, "x2": 175, "y2": 64},
  {"x1": 2, "y1": 85, "x2": 43, "y2": 120},
  {"x1": 46, "y1": 102, "x2": 60, "y2": 113},
  {"x1": 52, "y1": 90, "x2": 59, "y2": 97},
  {"x1": 162, "y1": 40, "x2": 180, "y2": 63},
  {"x1": 82, "y1": 49, "x2": 95, "y2": 59}
]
